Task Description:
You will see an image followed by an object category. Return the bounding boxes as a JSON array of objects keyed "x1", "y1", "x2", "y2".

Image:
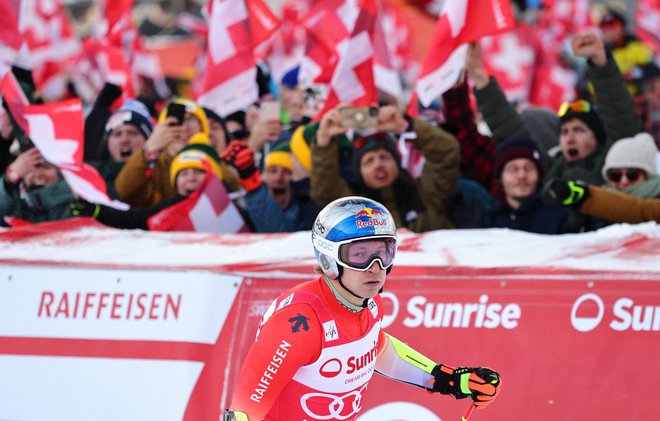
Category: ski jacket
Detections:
[{"x1": 229, "y1": 277, "x2": 437, "y2": 420}]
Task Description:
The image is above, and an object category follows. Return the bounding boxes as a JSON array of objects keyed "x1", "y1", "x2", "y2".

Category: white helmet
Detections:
[{"x1": 312, "y1": 196, "x2": 398, "y2": 279}]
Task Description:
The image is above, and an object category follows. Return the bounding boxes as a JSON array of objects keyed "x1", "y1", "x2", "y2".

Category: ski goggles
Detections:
[
  {"x1": 316, "y1": 236, "x2": 397, "y2": 271},
  {"x1": 557, "y1": 100, "x2": 591, "y2": 117}
]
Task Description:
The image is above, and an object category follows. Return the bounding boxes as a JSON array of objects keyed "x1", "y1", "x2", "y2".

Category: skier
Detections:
[{"x1": 224, "y1": 196, "x2": 501, "y2": 420}]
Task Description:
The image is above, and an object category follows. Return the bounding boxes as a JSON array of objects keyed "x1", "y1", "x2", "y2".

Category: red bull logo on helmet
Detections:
[{"x1": 355, "y1": 207, "x2": 387, "y2": 228}]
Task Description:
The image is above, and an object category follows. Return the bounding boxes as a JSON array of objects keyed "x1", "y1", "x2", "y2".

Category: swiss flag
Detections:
[
  {"x1": 480, "y1": 25, "x2": 536, "y2": 105},
  {"x1": 100, "y1": 0, "x2": 135, "y2": 34},
  {"x1": 1, "y1": 89, "x2": 128, "y2": 211},
  {"x1": 263, "y1": 0, "x2": 307, "y2": 84},
  {"x1": 197, "y1": 0, "x2": 281, "y2": 117},
  {"x1": 1, "y1": 71, "x2": 29, "y2": 107},
  {"x1": 414, "y1": 0, "x2": 514, "y2": 106},
  {"x1": 147, "y1": 169, "x2": 250, "y2": 233},
  {"x1": 636, "y1": 0, "x2": 660, "y2": 54},
  {"x1": 0, "y1": 0, "x2": 22, "y2": 77},
  {"x1": 529, "y1": 60, "x2": 577, "y2": 111},
  {"x1": 373, "y1": 0, "x2": 402, "y2": 97},
  {"x1": 298, "y1": 0, "x2": 355, "y2": 86},
  {"x1": 314, "y1": 0, "x2": 379, "y2": 118},
  {"x1": 20, "y1": 0, "x2": 81, "y2": 87}
]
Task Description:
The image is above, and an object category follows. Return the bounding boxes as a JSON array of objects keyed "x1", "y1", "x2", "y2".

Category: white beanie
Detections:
[{"x1": 602, "y1": 133, "x2": 658, "y2": 180}]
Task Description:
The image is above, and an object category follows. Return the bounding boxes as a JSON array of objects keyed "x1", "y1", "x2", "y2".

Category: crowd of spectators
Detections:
[{"x1": 1, "y1": 1, "x2": 659, "y2": 233}]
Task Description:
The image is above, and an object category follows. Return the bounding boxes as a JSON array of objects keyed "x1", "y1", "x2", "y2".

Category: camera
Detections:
[{"x1": 338, "y1": 106, "x2": 379, "y2": 128}]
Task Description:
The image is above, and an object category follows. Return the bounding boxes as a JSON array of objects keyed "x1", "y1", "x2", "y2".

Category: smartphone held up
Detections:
[
  {"x1": 339, "y1": 106, "x2": 379, "y2": 129},
  {"x1": 166, "y1": 103, "x2": 187, "y2": 126}
]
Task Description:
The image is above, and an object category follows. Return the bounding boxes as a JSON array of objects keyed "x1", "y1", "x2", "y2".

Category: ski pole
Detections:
[{"x1": 460, "y1": 403, "x2": 476, "y2": 421}]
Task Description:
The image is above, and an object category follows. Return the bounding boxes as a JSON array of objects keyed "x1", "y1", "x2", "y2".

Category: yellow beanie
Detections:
[
  {"x1": 158, "y1": 97, "x2": 210, "y2": 135},
  {"x1": 188, "y1": 132, "x2": 212, "y2": 146},
  {"x1": 265, "y1": 150, "x2": 293, "y2": 171},
  {"x1": 289, "y1": 125, "x2": 311, "y2": 171},
  {"x1": 170, "y1": 148, "x2": 222, "y2": 186}
]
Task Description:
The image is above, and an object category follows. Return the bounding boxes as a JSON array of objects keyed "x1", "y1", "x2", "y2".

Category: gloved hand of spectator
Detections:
[
  {"x1": 95, "y1": 82, "x2": 123, "y2": 107},
  {"x1": 543, "y1": 179, "x2": 590, "y2": 208},
  {"x1": 70, "y1": 198, "x2": 100, "y2": 219},
  {"x1": 220, "y1": 140, "x2": 262, "y2": 192},
  {"x1": 431, "y1": 364, "x2": 501, "y2": 408}
]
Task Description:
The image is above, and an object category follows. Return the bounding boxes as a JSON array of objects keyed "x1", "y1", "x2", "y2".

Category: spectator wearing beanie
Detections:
[
  {"x1": 85, "y1": 99, "x2": 154, "y2": 200},
  {"x1": 233, "y1": 141, "x2": 320, "y2": 232},
  {"x1": 482, "y1": 134, "x2": 574, "y2": 234},
  {"x1": 104, "y1": 100, "x2": 154, "y2": 162},
  {"x1": 76, "y1": 144, "x2": 232, "y2": 231},
  {"x1": 114, "y1": 97, "x2": 212, "y2": 208},
  {"x1": 467, "y1": 32, "x2": 643, "y2": 185},
  {"x1": 310, "y1": 104, "x2": 459, "y2": 232},
  {"x1": 157, "y1": 96, "x2": 210, "y2": 140},
  {"x1": 602, "y1": 133, "x2": 660, "y2": 198}
]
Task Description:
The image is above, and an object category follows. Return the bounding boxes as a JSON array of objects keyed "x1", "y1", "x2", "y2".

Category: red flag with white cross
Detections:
[
  {"x1": 197, "y1": 0, "x2": 280, "y2": 117},
  {"x1": 314, "y1": 0, "x2": 379, "y2": 118},
  {"x1": 414, "y1": 0, "x2": 514, "y2": 107},
  {"x1": 1, "y1": 93, "x2": 128, "y2": 210},
  {"x1": 148, "y1": 169, "x2": 250, "y2": 233}
]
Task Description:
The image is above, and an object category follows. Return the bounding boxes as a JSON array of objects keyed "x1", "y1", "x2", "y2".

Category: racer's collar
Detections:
[{"x1": 323, "y1": 275, "x2": 365, "y2": 313}]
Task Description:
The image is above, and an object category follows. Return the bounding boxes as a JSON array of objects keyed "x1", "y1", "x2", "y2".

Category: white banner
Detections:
[
  {"x1": 0, "y1": 356, "x2": 202, "y2": 421},
  {"x1": 0, "y1": 266, "x2": 242, "y2": 343}
]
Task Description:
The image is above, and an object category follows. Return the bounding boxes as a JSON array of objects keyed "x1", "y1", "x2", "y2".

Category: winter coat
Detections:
[
  {"x1": 482, "y1": 191, "x2": 572, "y2": 234},
  {"x1": 89, "y1": 160, "x2": 124, "y2": 200},
  {"x1": 581, "y1": 185, "x2": 660, "y2": 224},
  {"x1": 0, "y1": 178, "x2": 74, "y2": 223},
  {"x1": 114, "y1": 148, "x2": 177, "y2": 208},
  {"x1": 244, "y1": 179, "x2": 320, "y2": 233},
  {"x1": 114, "y1": 148, "x2": 240, "y2": 208},
  {"x1": 310, "y1": 118, "x2": 460, "y2": 232},
  {"x1": 474, "y1": 53, "x2": 644, "y2": 185}
]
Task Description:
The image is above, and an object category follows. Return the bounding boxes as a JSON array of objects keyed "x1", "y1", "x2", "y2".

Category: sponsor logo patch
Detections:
[
  {"x1": 276, "y1": 293, "x2": 294, "y2": 311},
  {"x1": 323, "y1": 320, "x2": 339, "y2": 342},
  {"x1": 368, "y1": 299, "x2": 378, "y2": 319}
]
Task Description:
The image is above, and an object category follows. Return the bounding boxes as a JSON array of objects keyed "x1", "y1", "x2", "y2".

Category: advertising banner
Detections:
[
  {"x1": 0, "y1": 266, "x2": 243, "y2": 421},
  {"x1": 223, "y1": 268, "x2": 660, "y2": 421},
  {"x1": 1, "y1": 222, "x2": 659, "y2": 420}
]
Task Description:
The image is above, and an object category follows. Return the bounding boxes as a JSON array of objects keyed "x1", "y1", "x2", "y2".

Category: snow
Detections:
[{"x1": 0, "y1": 220, "x2": 659, "y2": 272}]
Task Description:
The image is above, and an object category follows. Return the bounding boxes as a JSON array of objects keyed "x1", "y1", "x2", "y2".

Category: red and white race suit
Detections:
[{"x1": 229, "y1": 276, "x2": 434, "y2": 420}]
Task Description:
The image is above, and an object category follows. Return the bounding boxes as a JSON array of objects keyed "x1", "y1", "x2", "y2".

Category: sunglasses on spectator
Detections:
[
  {"x1": 557, "y1": 100, "x2": 591, "y2": 117},
  {"x1": 230, "y1": 129, "x2": 250, "y2": 140},
  {"x1": 606, "y1": 168, "x2": 646, "y2": 183}
]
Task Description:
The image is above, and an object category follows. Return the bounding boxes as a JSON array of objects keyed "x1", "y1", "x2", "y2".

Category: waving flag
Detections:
[
  {"x1": 1, "y1": 86, "x2": 128, "y2": 210},
  {"x1": 372, "y1": 0, "x2": 402, "y2": 97},
  {"x1": 636, "y1": 0, "x2": 660, "y2": 54},
  {"x1": 148, "y1": 169, "x2": 250, "y2": 233},
  {"x1": 414, "y1": 0, "x2": 514, "y2": 107},
  {"x1": 197, "y1": 0, "x2": 280, "y2": 117},
  {"x1": 0, "y1": 0, "x2": 22, "y2": 77},
  {"x1": 480, "y1": 26, "x2": 536, "y2": 105},
  {"x1": 298, "y1": 0, "x2": 356, "y2": 86},
  {"x1": 20, "y1": 0, "x2": 81, "y2": 96},
  {"x1": 314, "y1": 0, "x2": 379, "y2": 118}
]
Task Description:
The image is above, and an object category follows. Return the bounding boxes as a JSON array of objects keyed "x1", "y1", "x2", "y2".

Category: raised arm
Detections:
[{"x1": 572, "y1": 32, "x2": 644, "y2": 147}]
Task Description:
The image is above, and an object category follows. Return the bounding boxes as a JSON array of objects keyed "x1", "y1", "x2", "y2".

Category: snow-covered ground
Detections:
[{"x1": 1, "y1": 220, "x2": 658, "y2": 272}]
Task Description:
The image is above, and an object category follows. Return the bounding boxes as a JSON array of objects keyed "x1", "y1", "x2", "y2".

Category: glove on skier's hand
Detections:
[{"x1": 431, "y1": 364, "x2": 501, "y2": 408}]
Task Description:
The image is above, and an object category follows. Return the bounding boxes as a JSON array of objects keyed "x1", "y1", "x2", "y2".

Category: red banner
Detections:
[
  {"x1": 222, "y1": 267, "x2": 660, "y2": 420},
  {"x1": 1, "y1": 222, "x2": 659, "y2": 420}
]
